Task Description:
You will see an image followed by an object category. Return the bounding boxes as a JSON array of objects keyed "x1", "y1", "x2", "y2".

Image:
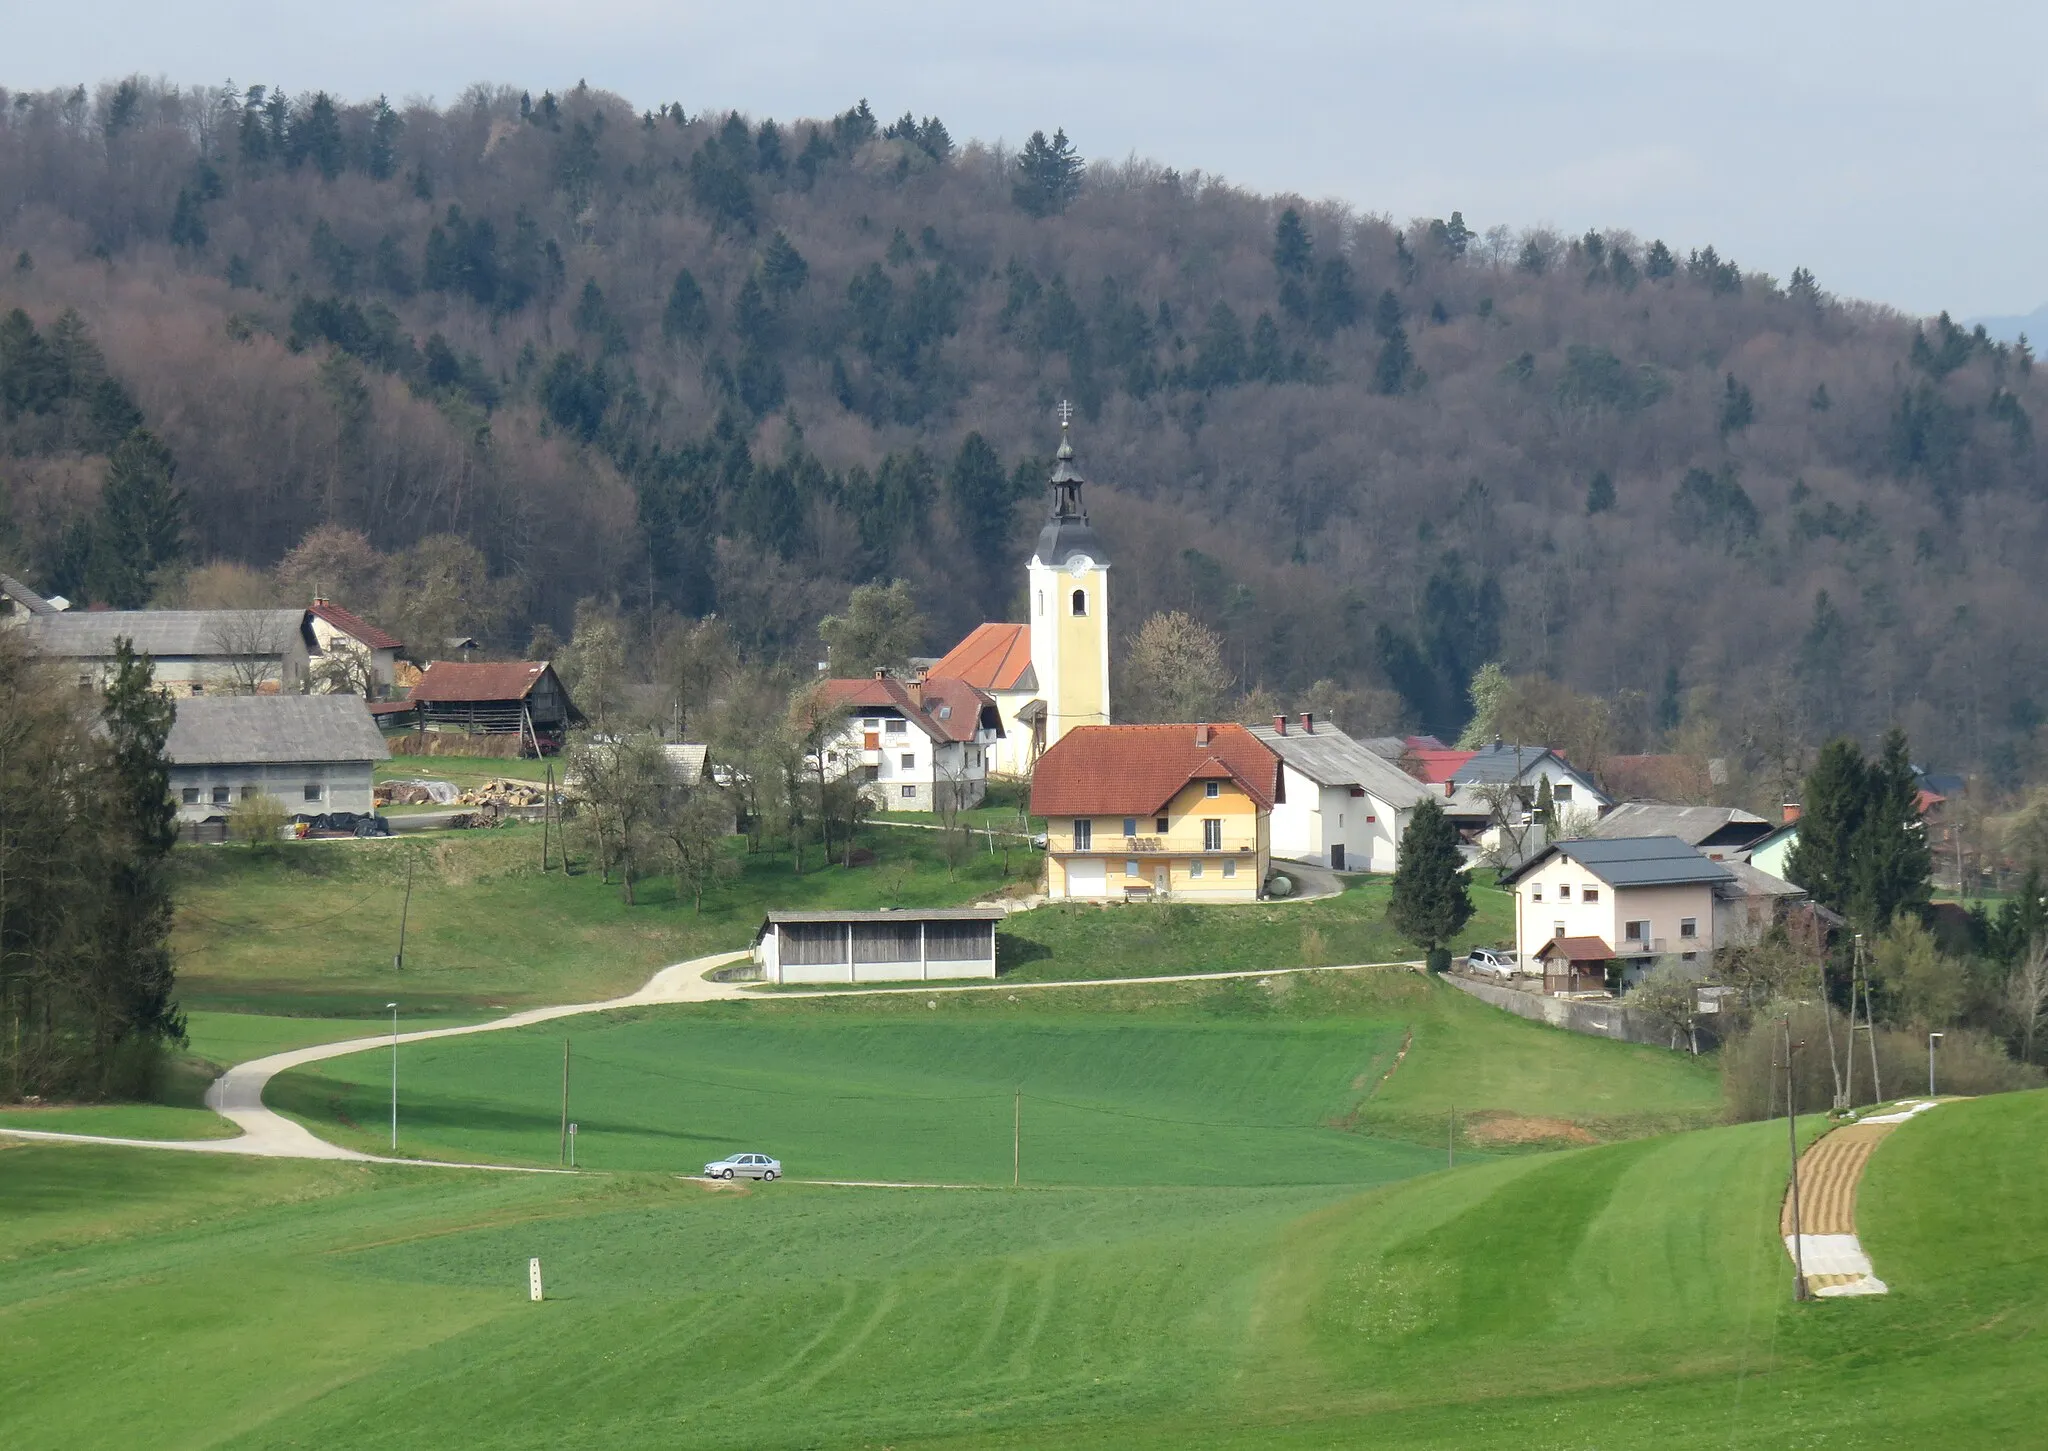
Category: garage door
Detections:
[{"x1": 1064, "y1": 858, "x2": 1108, "y2": 899}]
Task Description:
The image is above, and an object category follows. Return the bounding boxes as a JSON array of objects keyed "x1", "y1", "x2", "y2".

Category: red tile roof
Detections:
[
  {"x1": 307, "y1": 599, "x2": 402, "y2": 651},
  {"x1": 814, "y1": 674, "x2": 996, "y2": 743},
  {"x1": 1535, "y1": 936, "x2": 1615, "y2": 962},
  {"x1": 928, "y1": 622, "x2": 1034, "y2": 692},
  {"x1": 1405, "y1": 747, "x2": 1476, "y2": 784},
  {"x1": 1030, "y1": 723, "x2": 1283, "y2": 817},
  {"x1": 408, "y1": 660, "x2": 553, "y2": 703}
]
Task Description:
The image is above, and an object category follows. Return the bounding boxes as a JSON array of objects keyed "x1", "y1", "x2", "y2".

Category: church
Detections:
[{"x1": 924, "y1": 413, "x2": 1112, "y2": 777}]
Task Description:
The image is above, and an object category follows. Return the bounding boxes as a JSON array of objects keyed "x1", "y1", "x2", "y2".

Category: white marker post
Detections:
[
  {"x1": 568, "y1": 1122, "x2": 578, "y2": 1169},
  {"x1": 529, "y1": 1257, "x2": 544, "y2": 1302}
]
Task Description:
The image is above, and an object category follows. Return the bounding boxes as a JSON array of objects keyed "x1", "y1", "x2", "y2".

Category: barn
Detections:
[{"x1": 752, "y1": 908, "x2": 1003, "y2": 984}]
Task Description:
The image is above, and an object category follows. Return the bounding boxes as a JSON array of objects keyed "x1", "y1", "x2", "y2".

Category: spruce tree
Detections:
[
  {"x1": 1786, "y1": 737, "x2": 1868, "y2": 914},
  {"x1": 759, "y1": 231, "x2": 809, "y2": 299},
  {"x1": 1388, "y1": 797, "x2": 1473, "y2": 971},
  {"x1": 89, "y1": 429, "x2": 186, "y2": 608},
  {"x1": 1273, "y1": 208, "x2": 1313, "y2": 281},
  {"x1": 1850, "y1": 728, "x2": 1931, "y2": 930},
  {"x1": 663, "y1": 268, "x2": 710, "y2": 345},
  {"x1": 946, "y1": 431, "x2": 1011, "y2": 569},
  {"x1": 1012, "y1": 129, "x2": 1084, "y2": 217},
  {"x1": 1585, "y1": 470, "x2": 1615, "y2": 514}
]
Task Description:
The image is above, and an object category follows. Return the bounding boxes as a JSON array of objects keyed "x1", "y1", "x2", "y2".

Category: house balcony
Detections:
[
  {"x1": 1621, "y1": 938, "x2": 1668, "y2": 955},
  {"x1": 861, "y1": 748, "x2": 881, "y2": 767},
  {"x1": 1119, "y1": 837, "x2": 1256, "y2": 855}
]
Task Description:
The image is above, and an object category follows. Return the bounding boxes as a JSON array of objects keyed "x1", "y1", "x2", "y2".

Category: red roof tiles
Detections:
[
  {"x1": 1404, "y1": 747, "x2": 1476, "y2": 784},
  {"x1": 1535, "y1": 936, "x2": 1616, "y2": 962},
  {"x1": 814, "y1": 674, "x2": 996, "y2": 743},
  {"x1": 409, "y1": 660, "x2": 553, "y2": 703},
  {"x1": 928, "y1": 622, "x2": 1035, "y2": 692},
  {"x1": 307, "y1": 600, "x2": 403, "y2": 651},
  {"x1": 1029, "y1": 723, "x2": 1283, "y2": 817}
]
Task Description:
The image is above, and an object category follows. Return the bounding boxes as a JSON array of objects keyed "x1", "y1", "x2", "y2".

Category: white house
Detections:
[
  {"x1": 1500, "y1": 835, "x2": 1732, "y2": 993},
  {"x1": 305, "y1": 598, "x2": 405, "y2": 697},
  {"x1": 753, "y1": 908, "x2": 1002, "y2": 983},
  {"x1": 815, "y1": 671, "x2": 1002, "y2": 813},
  {"x1": 1443, "y1": 742, "x2": 1610, "y2": 819},
  {"x1": 165, "y1": 694, "x2": 390, "y2": 822},
  {"x1": 1247, "y1": 714, "x2": 1430, "y2": 872}
]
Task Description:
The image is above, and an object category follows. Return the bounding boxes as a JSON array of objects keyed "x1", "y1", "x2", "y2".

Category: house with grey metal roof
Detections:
[
  {"x1": 751, "y1": 908, "x2": 1003, "y2": 984},
  {"x1": 1249, "y1": 714, "x2": 1430, "y2": 872},
  {"x1": 1501, "y1": 836, "x2": 1733, "y2": 992},
  {"x1": 17, "y1": 608, "x2": 315, "y2": 695},
  {"x1": 1588, "y1": 802, "x2": 1773, "y2": 858},
  {"x1": 165, "y1": 694, "x2": 389, "y2": 822},
  {"x1": 1446, "y1": 742, "x2": 1610, "y2": 817}
]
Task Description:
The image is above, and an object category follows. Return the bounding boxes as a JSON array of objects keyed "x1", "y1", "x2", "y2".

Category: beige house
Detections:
[
  {"x1": 1030, "y1": 722, "x2": 1281, "y2": 902},
  {"x1": 1501, "y1": 835, "x2": 1733, "y2": 993}
]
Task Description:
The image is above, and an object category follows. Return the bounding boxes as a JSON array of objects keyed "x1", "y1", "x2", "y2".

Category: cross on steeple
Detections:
[{"x1": 1056, "y1": 398, "x2": 1074, "y2": 428}]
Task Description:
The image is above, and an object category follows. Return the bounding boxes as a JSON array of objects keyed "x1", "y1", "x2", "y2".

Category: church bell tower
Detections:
[{"x1": 1027, "y1": 407, "x2": 1111, "y2": 746}]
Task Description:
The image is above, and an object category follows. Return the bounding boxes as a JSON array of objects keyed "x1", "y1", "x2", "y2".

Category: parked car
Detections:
[
  {"x1": 1464, "y1": 947, "x2": 1518, "y2": 979},
  {"x1": 704, "y1": 1153, "x2": 781, "y2": 1181}
]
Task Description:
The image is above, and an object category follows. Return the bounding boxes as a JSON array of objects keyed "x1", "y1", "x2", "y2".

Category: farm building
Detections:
[
  {"x1": 15, "y1": 608, "x2": 314, "y2": 695},
  {"x1": 165, "y1": 694, "x2": 389, "y2": 823},
  {"x1": 752, "y1": 908, "x2": 1003, "y2": 984},
  {"x1": 395, "y1": 660, "x2": 583, "y2": 753}
]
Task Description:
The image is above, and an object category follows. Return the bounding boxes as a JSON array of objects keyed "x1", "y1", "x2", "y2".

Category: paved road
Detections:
[{"x1": 0, "y1": 953, "x2": 1418, "y2": 1168}]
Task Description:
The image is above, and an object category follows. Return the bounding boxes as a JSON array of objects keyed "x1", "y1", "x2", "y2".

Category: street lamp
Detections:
[
  {"x1": 1928, "y1": 1031, "x2": 1943, "y2": 1098},
  {"x1": 387, "y1": 1002, "x2": 399, "y2": 1152}
]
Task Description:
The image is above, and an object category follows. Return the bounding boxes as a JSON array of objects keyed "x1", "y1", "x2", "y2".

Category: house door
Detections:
[
  {"x1": 1329, "y1": 843, "x2": 1346, "y2": 871},
  {"x1": 1154, "y1": 867, "x2": 1168, "y2": 894},
  {"x1": 1065, "y1": 859, "x2": 1107, "y2": 899}
]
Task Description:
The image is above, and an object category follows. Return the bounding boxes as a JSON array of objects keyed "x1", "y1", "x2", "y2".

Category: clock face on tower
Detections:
[{"x1": 1065, "y1": 554, "x2": 1095, "y2": 574}]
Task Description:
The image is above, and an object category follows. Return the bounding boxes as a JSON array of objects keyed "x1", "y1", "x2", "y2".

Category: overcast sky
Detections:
[{"x1": 11, "y1": 2, "x2": 2043, "y2": 318}]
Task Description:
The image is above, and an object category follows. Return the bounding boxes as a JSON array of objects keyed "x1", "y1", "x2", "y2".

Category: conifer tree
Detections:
[
  {"x1": 1388, "y1": 797, "x2": 1473, "y2": 971},
  {"x1": 1012, "y1": 129, "x2": 1084, "y2": 217},
  {"x1": 1850, "y1": 728, "x2": 1932, "y2": 930},
  {"x1": 946, "y1": 431, "x2": 1011, "y2": 569},
  {"x1": 760, "y1": 231, "x2": 809, "y2": 299},
  {"x1": 663, "y1": 267, "x2": 710, "y2": 345},
  {"x1": 1585, "y1": 470, "x2": 1615, "y2": 514},
  {"x1": 89, "y1": 429, "x2": 186, "y2": 607},
  {"x1": 1787, "y1": 737, "x2": 1869, "y2": 914},
  {"x1": 1273, "y1": 209, "x2": 1313, "y2": 277}
]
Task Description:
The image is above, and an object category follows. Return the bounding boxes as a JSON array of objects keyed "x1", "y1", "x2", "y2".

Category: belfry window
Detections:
[{"x1": 1070, "y1": 589, "x2": 1087, "y2": 617}]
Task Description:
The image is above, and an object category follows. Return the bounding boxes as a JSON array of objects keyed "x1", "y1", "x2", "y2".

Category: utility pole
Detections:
[
  {"x1": 1858, "y1": 935, "x2": 1882, "y2": 1104},
  {"x1": 560, "y1": 1039, "x2": 571, "y2": 1165},
  {"x1": 542, "y1": 762, "x2": 554, "y2": 872},
  {"x1": 1013, "y1": 1088, "x2": 1021, "y2": 1189},
  {"x1": 1448, "y1": 1106, "x2": 1456, "y2": 1168},
  {"x1": 1782, "y1": 1017, "x2": 1808, "y2": 1301},
  {"x1": 393, "y1": 855, "x2": 415, "y2": 972},
  {"x1": 387, "y1": 1001, "x2": 400, "y2": 1153}
]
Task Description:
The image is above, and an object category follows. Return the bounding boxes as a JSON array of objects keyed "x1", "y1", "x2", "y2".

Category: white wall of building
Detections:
[
  {"x1": 822, "y1": 714, "x2": 993, "y2": 814},
  {"x1": 1514, "y1": 868, "x2": 1717, "y2": 968},
  {"x1": 1267, "y1": 768, "x2": 1411, "y2": 872},
  {"x1": 170, "y1": 760, "x2": 376, "y2": 821}
]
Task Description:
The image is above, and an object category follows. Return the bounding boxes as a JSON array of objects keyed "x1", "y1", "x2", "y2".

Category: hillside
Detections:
[{"x1": 3, "y1": 78, "x2": 2044, "y2": 769}]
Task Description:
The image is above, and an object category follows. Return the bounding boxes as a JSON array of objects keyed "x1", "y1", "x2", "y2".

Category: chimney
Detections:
[
  {"x1": 1195, "y1": 723, "x2": 1211, "y2": 748},
  {"x1": 1301, "y1": 712, "x2": 1315, "y2": 734},
  {"x1": 873, "y1": 667, "x2": 888, "y2": 680},
  {"x1": 1782, "y1": 802, "x2": 1802, "y2": 825},
  {"x1": 1273, "y1": 715, "x2": 1287, "y2": 736},
  {"x1": 1444, "y1": 780, "x2": 1455, "y2": 797}
]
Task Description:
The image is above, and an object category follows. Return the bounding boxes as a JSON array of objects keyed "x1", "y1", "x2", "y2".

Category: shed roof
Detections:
[
  {"x1": 1030, "y1": 722, "x2": 1283, "y2": 817},
  {"x1": 1536, "y1": 935, "x2": 1616, "y2": 962},
  {"x1": 165, "y1": 694, "x2": 390, "y2": 766},
  {"x1": 1590, "y1": 802, "x2": 1770, "y2": 849},
  {"x1": 409, "y1": 660, "x2": 555, "y2": 703},
  {"x1": 1503, "y1": 835, "x2": 1734, "y2": 888},
  {"x1": 1714, "y1": 859, "x2": 1806, "y2": 901},
  {"x1": 753, "y1": 906, "x2": 1004, "y2": 945},
  {"x1": 1, "y1": 573, "x2": 57, "y2": 614},
  {"x1": 18, "y1": 608, "x2": 308, "y2": 659},
  {"x1": 926, "y1": 623, "x2": 1037, "y2": 693},
  {"x1": 814, "y1": 673, "x2": 997, "y2": 744},
  {"x1": 1247, "y1": 722, "x2": 1430, "y2": 807}
]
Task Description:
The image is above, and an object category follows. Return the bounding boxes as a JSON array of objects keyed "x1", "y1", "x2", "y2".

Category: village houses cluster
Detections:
[{"x1": 0, "y1": 409, "x2": 1897, "y2": 997}]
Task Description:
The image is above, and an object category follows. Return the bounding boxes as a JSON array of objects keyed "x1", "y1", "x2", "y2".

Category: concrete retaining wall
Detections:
[{"x1": 1445, "y1": 973, "x2": 1718, "y2": 1052}]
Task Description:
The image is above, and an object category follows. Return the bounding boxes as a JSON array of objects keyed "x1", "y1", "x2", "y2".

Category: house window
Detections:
[
  {"x1": 182, "y1": 787, "x2": 200, "y2": 805},
  {"x1": 1122, "y1": 817, "x2": 1137, "y2": 837},
  {"x1": 1036, "y1": 590, "x2": 1045, "y2": 617},
  {"x1": 1365, "y1": 814, "x2": 1376, "y2": 823},
  {"x1": 303, "y1": 783, "x2": 322, "y2": 803},
  {"x1": 863, "y1": 718, "x2": 880, "y2": 730},
  {"x1": 1558, "y1": 884, "x2": 1572, "y2": 901},
  {"x1": 1680, "y1": 918, "x2": 1698, "y2": 939},
  {"x1": 901, "y1": 785, "x2": 917, "y2": 799},
  {"x1": 1337, "y1": 813, "x2": 1344, "y2": 827},
  {"x1": 1071, "y1": 588, "x2": 1087, "y2": 616},
  {"x1": 1624, "y1": 920, "x2": 1650, "y2": 943},
  {"x1": 1682, "y1": 952, "x2": 1698, "y2": 962},
  {"x1": 1073, "y1": 820, "x2": 1093, "y2": 851},
  {"x1": 863, "y1": 765, "x2": 879, "y2": 782},
  {"x1": 1205, "y1": 780, "x2": 1221, "y2": 798},
  {"x1": 1222, "y1": 859, "x2": 1237, "y2": 878},
  {"x1": 900, "y1": 753, "x2": 915, "y2": 770},
  {"x1": 1554, "y1": 922, "x2": 1566, "y2": 938},
  {"x1": 1203, "y1": 819, "x2": 1223, "y2": 851},
  {"x1": 1582, "y1": 887, "x2": 1599, "y2": 903},
  {"x1": 1126, "y1": 859, "x2": 1140, "y2": 877},
  {"x1": 885, "y1": 719, "x2": 907, "y2": 735},
  {"x1": 1156, "y1": 817, "x2": 1169, "y2": 833},
  {"x1": 1531, "y1": 885, "x2": 1544, "y2": 902},
  {"x1": 212, "y1": 786, "x2": 230, "y2": 805},
  {"x1": 1190, "y1": 859, "x2": 1204, "y2": 878},
  {"x1": 937, "y1": 705, "x2": 952, "y2": 720},
  {"x1": 1554, "y1": 783, "x2": 1574, "y2": 804},
  {"x1": 241, "y1": 785, "x2": 259, "y2": 801}
]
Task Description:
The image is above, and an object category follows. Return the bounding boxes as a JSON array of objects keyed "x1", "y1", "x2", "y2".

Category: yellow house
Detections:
[{"x1": 1029, "y1": 722, "x2": 1283, "y2": 902}]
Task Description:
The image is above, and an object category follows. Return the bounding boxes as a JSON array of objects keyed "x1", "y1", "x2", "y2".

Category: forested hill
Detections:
[{"x1": 1, "y1": 79, "x2": 2042, "y2": 775}]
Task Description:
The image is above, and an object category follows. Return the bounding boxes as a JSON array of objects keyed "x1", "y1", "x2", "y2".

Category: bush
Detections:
[
  {"x1": 229, "y1": 792, "x2": 290, "y2": 848},
  {"x1": 1721, "y1": 1000, "x2": 2042, "y2": 1121}
]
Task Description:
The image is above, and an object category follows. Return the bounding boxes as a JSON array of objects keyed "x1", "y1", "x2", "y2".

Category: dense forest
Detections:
[{"x1": 3, "y1": 77, "x2": 2045, "y2": 788}]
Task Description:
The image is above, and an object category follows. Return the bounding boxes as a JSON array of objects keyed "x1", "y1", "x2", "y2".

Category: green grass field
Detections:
[{"x1": 8, "y1": 1086, "x2": 2045, "y2": 1448}]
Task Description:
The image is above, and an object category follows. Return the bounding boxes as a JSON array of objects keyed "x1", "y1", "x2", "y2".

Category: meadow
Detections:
[{"x1": 6, "y1": 1088, "x2": 2043, "y2": 1449}]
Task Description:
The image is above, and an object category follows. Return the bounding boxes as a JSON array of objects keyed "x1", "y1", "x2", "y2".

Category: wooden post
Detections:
[
  {"x1": 1013, "y1": 1087, "x2": 1021, "y2": 1189},
  {"x1": 559, "y1": 1039, "x2": 570, "y2": 1165},
  {"x1": 1784, "y1": 1018, "x2": 1808, "y2": 1300},
  {"x1": 394, "y1": 855, "x2": 415, "y2": 972}
]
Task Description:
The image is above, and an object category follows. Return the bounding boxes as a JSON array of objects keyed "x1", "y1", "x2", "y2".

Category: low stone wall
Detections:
[{"x1": 1445, "y1": 972, "x2": 1719, "y2": 1052}]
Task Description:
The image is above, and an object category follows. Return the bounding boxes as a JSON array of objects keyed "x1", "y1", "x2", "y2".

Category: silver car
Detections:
[
  {"x1": 1465, "y1": 947, "x2": 1518, "y2": 979},
  {"x1": 704, "y1": 1152, "x2": 781, "y2": 1181}
]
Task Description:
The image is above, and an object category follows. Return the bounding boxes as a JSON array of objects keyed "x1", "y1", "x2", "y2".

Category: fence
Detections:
[{"x1": 1445, "y1": 973, "x2": 1722, "y2": 1052}]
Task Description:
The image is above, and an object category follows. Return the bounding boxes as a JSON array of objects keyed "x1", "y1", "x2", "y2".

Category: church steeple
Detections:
[{"x1": 1032, "y1": 405, "x2": 1110, "y2": 569}]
